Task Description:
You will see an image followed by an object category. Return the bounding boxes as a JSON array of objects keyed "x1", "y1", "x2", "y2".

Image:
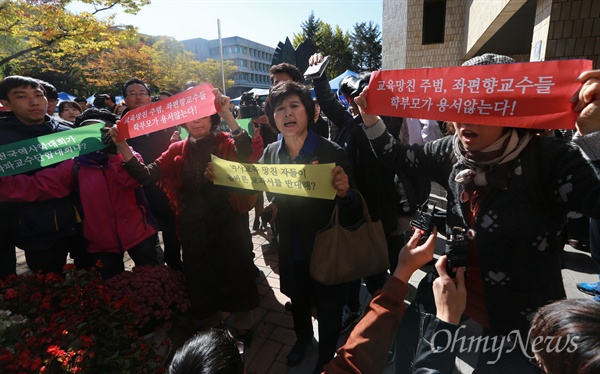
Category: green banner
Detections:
[{"x1": 0, "y1": 124, "x2": 105, "y2": 177}]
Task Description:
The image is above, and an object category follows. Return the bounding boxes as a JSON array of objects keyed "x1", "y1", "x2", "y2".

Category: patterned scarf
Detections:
[{"x1": 453, "y1": 129, "x2": 532, "y2": 188}]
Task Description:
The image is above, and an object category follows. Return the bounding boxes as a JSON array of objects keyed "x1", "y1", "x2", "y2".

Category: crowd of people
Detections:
[{"x1": 1, "y1": 51, "x2": 600, "y2": 374}]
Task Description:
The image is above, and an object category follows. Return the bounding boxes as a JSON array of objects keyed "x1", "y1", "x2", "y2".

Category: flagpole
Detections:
[{"x1": 217, "y1": 19, "x2": 226, "y2": 95}]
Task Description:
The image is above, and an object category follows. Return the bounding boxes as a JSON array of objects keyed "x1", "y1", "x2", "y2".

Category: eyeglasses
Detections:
[{"x1": 126, "y1": 91, "x2": 149, "y2": 97}]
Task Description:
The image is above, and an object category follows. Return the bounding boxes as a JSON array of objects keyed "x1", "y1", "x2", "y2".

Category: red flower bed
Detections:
[
  {"x1": 0, "y1": 265, "x2": 166, "y2": 373},
  {"x1": 104, "y1": 265, "x2": 190, "y2": 335}
]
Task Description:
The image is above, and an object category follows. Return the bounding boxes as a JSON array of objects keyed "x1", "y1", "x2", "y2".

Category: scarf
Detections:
[
  {"x1": 453, "y1": 129, "x2": 532, "y2": 188},
  {"x1": 77, "y1": 151, "x2": 109, "y2": 168}
]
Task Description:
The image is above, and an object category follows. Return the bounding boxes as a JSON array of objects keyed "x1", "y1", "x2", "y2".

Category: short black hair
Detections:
[
  {"x1": 183, "y1": 81, "x2": 200, "y2": 90},
  {"x1": 37, "y1": 80, "x2": 59, "y2": 100},
  {"x1": 169, "y1": 328, "x2": 243, "y2": 374},
  {"x1": 264, "y1": 81, "x2": 315, "y2": 130},
  {"x1": 122, "y1": 77, "x2": 150, "y2": 97},
  {"x1": 269, "y1": 63, "x2": 303, "y2": 84},
  {"x1": 73, "y1": 108, "x2": 119, "y2": 128},
  {"x1": 159, "y1": 90, "x2": 173, "y2": 97},
  {"x1": 0, "y1": 76, "x2": 43, "y2": 101}
]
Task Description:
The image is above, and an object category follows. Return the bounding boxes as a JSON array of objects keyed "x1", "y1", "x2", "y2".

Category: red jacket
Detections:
[{"x1": 0, "y1": 151, "x2": 156, "y2": 254}]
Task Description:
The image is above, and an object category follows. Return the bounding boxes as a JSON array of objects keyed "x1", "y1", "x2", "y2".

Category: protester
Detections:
[
  {"x1": 57, "y1": 100, "x2": 83, "y2": 124},
  {"x1": 355, "y1": 56, "x2": 600, "y2": 372},
  {"x1": 110, "y1": 88, "x2": 260, "y2": 342},
  {"x1": 0, "y1": 109, "x2": 158, "y2": 279},
  {"x1": 38, "y1": 80, "x2": 59, "y2": 115},
  {"x1": 158, "y1": 90, "x2": 173, "y2": 101},
  {"x1": 74, "y1": 97, "x2": 88, "y2": 111},
  {"x1": 269, "y1": 62, "x2": 304, "y2": 85},
  {"x1": 120, "y1": 77, "x2": 183, "y2": 271},
  {"x1": 0, "y1": 76, "x2": 85, "y2": 276},
  {"x1": 313, "y1": 98, "x2": 330, "y2": 139},
  {"x1": 309, "y1": 54, "x2": 397, "y2": 352},
  {"x1": 253, "y1": 81, "x2": 361, "y2": 373},
  {"x1": 113, "y1": 102, "x2": 127, "y2": 117}
]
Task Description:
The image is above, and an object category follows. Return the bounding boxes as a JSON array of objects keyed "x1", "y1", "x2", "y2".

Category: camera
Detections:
[
  {"x1": 410, "y1": 201, "x2": 446, "y2": 243},
  {"x1": 239, "y1": 92, "x2": 262, "y2": 119},
  {"x1": 445, "y1": 226, "x2": 470, "y2": 278},
  {"x1": 240, "y1": 92, "x2": 256, "y2": 105},
  {"x1": 339, "y1": 76, "x2": 368, "y2": 98}
]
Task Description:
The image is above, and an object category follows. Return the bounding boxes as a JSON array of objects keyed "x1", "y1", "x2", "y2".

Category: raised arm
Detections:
[
  {"x1": 323, "y1": 229, "x2": 436, "y2": 374},
  {"x1": 0, "y1": 160, "x2": 75, "y2": 202},
  {"x1": 108, "y1": 124, "x2": 163, "y2": 185}
]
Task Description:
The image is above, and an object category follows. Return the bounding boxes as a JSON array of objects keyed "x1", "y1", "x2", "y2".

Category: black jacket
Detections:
[
  {"x1": 313, "y1": 75, "x2": 399, "y2": 234},
  {"x1": 366, "y1": 121, "x2": 600, "y2": 334},
  {"x1": 0, "y1": 113, "x2": 80, "y2": 247}
]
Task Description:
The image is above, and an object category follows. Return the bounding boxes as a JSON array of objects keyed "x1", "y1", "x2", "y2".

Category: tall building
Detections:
[
  {"x1": 182, "y1": 36, "x2": 275, "y2": 98},
  {"x1": 382, "y1": 0, "x2": 600, "y2": 69}
]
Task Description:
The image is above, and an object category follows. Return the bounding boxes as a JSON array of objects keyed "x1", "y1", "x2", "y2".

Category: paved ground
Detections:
[{"x1": 14, "y1": 200, "x2": 599, "y2": 374}]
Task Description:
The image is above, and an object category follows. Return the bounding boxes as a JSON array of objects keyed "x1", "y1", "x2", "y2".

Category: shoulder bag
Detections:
[{"x1": 310, "y1": 191, "x2": 390, "y2": 285}]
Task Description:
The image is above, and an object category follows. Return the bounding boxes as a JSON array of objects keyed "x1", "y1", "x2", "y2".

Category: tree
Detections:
[
  {"x1": 0, "y1": 0, "x2": 149, "y2": 76},
  {"x1": 194, "y1": 58, "x2": 237, "y2": 93},
  {"x1": 145, "y1": 37, "x2": 204, "y2": 93},
  {"x1": 292, "y1": 11, "x2": 321, "y2": 48},
  {"x1": 328, "y1": 26, "x2": 353, "y2": 78},
  {"x1": 84, "y1": 42, "x2": 157, "y2": 94},
  {"x1": 350, "y1": 21, "x2": 382, "y2": 72}
]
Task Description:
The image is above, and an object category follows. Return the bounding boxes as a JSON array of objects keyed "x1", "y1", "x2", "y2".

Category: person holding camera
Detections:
[{"x1": 356, "y1": 55, "x2": 600, "y2": 372}]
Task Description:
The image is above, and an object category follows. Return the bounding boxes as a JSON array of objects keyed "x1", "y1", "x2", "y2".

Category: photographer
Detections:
[
  {"x1": 238, "y1": 92, "x2": 263, "y2": 119},
  {"x1": 93, "y1": 93, "x2": 116, "y2": 113}
]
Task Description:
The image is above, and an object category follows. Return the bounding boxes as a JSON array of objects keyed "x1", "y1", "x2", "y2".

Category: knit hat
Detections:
[{"x1": 462, "y1": 53, "x2": 515, "y2": 66}]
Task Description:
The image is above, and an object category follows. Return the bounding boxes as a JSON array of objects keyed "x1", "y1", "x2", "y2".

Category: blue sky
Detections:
[{"x1": 69, "y1": 0, "x2": 383, "y2": 49}]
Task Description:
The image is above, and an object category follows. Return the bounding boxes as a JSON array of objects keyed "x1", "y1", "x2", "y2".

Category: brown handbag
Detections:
[{"x1": 310, "y1": 192, "x2": 390, "y2": 285}]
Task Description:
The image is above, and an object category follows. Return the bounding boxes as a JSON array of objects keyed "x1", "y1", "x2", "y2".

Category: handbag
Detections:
[{"x1": 310, "y1": 191, "x2": 390, "y2": 285}]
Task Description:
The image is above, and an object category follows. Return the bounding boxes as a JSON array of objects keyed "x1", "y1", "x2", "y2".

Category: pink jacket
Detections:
[{"x1": 0, "y1": 152, "x2": 156, "y2": 254}]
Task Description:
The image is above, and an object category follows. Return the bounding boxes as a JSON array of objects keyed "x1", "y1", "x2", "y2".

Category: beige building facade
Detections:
[{"x1": 382, "y1": 0, "x2": 600, "y2": 69}]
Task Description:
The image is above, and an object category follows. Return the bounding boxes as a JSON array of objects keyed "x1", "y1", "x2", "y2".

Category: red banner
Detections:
[
  {"x1": 116, "y1": 84, "x2": 217, "y2": 141},
  {"x1": 366, "y1": 59, "x2": 592, "y2": 130}
]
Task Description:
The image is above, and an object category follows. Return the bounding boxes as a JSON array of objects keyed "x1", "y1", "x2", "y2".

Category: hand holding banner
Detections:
[
  {"x1": 366, "y1": 59, "x2": 592, "y2": 130},
  {"x1": 211, "y1": 155, "x2": 337, "y2": 200},
  {"x1": 116, "y1": 84, "x2": 217, "y2": 141},
  {"x1": 0, "y1": 124, "x2": 105, "y2": 177}
]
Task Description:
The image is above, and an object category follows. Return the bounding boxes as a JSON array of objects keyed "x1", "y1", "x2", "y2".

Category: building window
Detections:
[{"x1": 422, "y1": 0, "x2": 446, "y2": 45}]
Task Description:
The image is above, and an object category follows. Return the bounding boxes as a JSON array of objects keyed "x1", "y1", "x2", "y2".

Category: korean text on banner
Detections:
[
  {"x1": 366, "y1": 59, "x2": 592, "y2": 130},
  {"x1": 0, "y1": 124, "x2": 105, "y2": 177},
  {"x1": 116, "y1": 84, "x2": 217, "y2": 141},
  {"x1": 211, "y1": 155, "x2": 337, "y2": 200}
]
